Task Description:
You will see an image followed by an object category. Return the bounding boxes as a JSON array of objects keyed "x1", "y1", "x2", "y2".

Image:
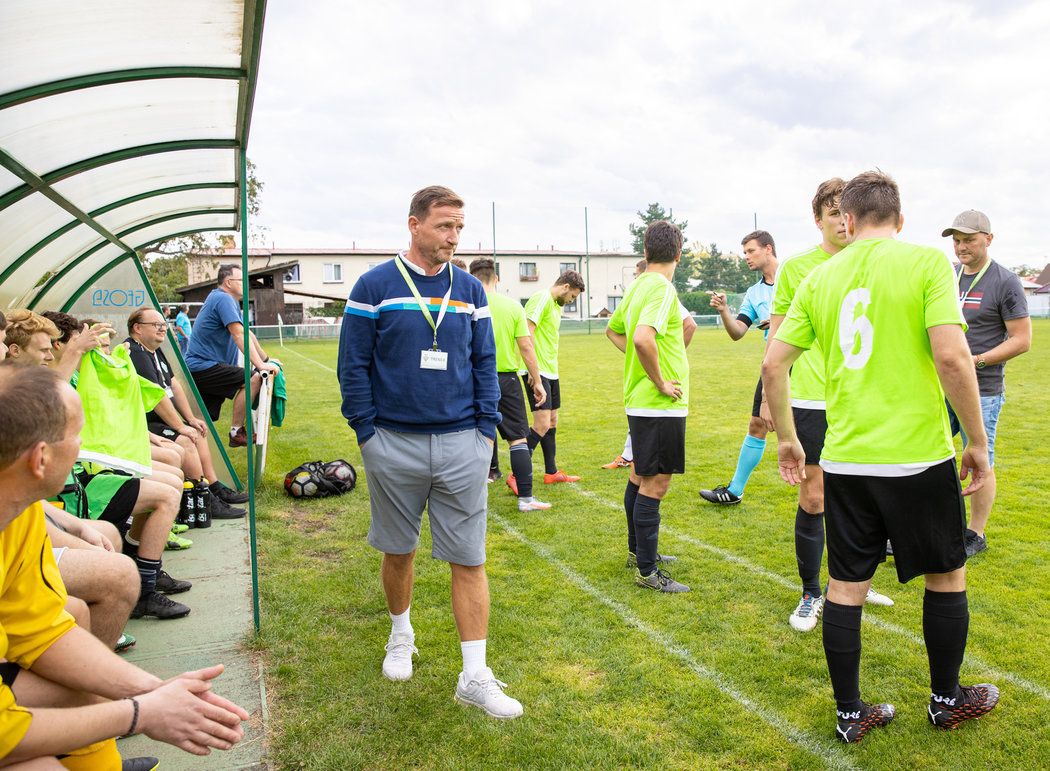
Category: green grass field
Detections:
[{"x1": 246, "y1": 321, "x2": 1050, "y2": 770}]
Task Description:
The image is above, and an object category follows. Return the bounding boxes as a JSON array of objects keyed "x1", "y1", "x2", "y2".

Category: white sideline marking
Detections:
[
  {"x1": 491, "y1": 512, "x2": 857, "y2": 771},
  {"x1": 281, "y1": 345, "x2": 338, "y2": 374},
  {"x1": 572, "y1": 486, "x2": 1050, "y2": 703}
]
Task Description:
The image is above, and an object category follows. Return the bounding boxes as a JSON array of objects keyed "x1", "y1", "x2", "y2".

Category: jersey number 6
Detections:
[{"x1": 838, "y1": 288, "x2": 873, "y2": 369}]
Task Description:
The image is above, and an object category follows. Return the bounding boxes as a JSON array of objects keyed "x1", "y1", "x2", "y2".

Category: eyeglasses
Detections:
[{"x1": 137, "y1": 322, "x2": 168, "y2": 330}]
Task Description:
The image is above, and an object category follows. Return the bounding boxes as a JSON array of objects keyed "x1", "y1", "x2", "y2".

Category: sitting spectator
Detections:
[
  {"x1": 126, "y1": 307, "x2": 248, "y2": 518},
  {"x1": 184, "y1": 264, "x2": 279, "y2": 447},
  {"x1": 4, "y1": 314, "x2": 193, "y2": 621},
  {"x1": 0, "y1": 363, "x2": 249, "y2": 768},
  {"x1": 43, "y1": 501, "x2": 139, "y2": 650},
  {"x1": 35, "y1": 310, "x2": 113, "y2": 383}
]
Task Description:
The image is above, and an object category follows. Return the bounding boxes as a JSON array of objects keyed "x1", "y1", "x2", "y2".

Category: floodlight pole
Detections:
[{"x1": 240, "y1": 147, "x2": 261, "y2": 633}]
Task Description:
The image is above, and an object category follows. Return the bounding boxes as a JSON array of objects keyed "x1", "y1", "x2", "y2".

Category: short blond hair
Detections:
[{"x1": 3, "y1": 310, "x2": 59, "y2": 350}]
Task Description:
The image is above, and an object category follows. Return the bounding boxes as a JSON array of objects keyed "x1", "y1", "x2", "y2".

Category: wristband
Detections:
[{"x1": 122, "y1": 697, "x2": 140, "y2": 737}]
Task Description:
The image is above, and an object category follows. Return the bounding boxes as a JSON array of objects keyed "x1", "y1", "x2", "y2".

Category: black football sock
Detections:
[
  {"x1": 509, "y1": 443, "x2": 533, "y2": 498},
  {"x1": 134, "y1": 556, "x2": 161, "y2": 599},
  {"x1": 540, "y1": 426, "x2": 558, "y2": 474},
  {"x1": 527, "y1": 428, "x2": 543, "y2": 453},
  {"x1": 822, "y1": 600, "x2": 864, "y2": 714},
  {"x1": 624, "y1": 480, "x2": 640, "y2": 554},
  {"x1": 489, "y1": 442, "x2": 500, "y2": 473},
  {"x1": 795, "y1": 506, "x2": 825, "y2": 597},
  {"x1": 633, "y1": 494, "x2": 661, "y2": 576},
  {"x1": 923, "y1": 589, "x2": 968, "y2": 701}
]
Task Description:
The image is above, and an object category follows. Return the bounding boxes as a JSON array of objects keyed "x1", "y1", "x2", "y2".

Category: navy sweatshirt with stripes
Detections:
[{"x1": 337, "y1": 255, "x2": 501, "y2": 444}]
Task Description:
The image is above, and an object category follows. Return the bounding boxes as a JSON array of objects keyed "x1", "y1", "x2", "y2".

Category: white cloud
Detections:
[{"x1": 249, "y1": 1, "x2": 1050, "y2": 268}]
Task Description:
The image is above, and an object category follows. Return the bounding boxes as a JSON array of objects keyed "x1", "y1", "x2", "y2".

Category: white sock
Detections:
[
  {"x1": 461, "y1": 639, "x2": 486, "y2": 679},
  {"x1": 390, "y1": 607, "x2": 412, "y2": 636},
  {"x1": 230, "y1": 425, "x2": 242, "y2": 434},
  {"x1": 124, "y1": 534, "x2": 140, "y2": 547}
]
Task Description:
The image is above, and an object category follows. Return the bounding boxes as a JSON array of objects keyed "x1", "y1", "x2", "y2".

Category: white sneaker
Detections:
[
  {"x1": 382, "y1": 632, "x2": 417, "y2": 681},
  {"x1": 454, "y1": 666, "x2": 523, "y2": 719},
  {"x1": 517, "y1": 496, "x2": 552, "y2": 512},
  {"x1": 789, "y1": 593, "x2": 825, "y2": 632},
  {"x1": 865, "y1": 587, "x2": 894, "y2": 607}
]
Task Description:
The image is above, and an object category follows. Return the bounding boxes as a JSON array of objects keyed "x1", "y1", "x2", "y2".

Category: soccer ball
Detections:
[
  {"x1": 323, "y1": 460, "x2": 356, "y2": 488},
  {"x1": 285, "y1": 470, "x2": 318, "y2": 498}
]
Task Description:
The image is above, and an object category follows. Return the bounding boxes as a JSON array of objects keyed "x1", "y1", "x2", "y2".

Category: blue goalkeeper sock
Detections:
[{"x1": 728, "y1": 434, "x2": 766, "y2": 497}]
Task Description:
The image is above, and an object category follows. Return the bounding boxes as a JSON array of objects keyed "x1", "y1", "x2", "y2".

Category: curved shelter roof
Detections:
[{"x1": 0, "y1": 0, "x2": 266, "y2": 311}]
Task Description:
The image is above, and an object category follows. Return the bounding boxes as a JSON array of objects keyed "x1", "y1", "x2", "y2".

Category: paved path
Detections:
[{"x1": 117, "y1": 518, "x2": 268, "y2": 769}]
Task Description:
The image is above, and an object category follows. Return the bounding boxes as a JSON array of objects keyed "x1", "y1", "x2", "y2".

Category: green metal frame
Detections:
[
  {"x1": 31, "y1": 208, "x2": 237, "y2": 306},
  {"x1": 0, "y1": 67, "x2": 245, "y2": 111},
  {"x1": 0, "y1": 182, "x2": 238, "y2": 287}
]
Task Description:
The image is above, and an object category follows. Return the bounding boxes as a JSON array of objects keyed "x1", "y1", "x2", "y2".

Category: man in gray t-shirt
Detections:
[{"x1": 942, "y1": 210, "x2": 1032, "y2": 557}]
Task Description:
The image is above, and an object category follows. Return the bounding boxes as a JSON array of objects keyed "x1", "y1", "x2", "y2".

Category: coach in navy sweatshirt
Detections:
[{"x1": 336, "y1": 186, "x2": 523, "y2": 719}]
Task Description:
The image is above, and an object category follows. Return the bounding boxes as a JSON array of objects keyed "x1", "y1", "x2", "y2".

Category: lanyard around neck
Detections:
[
  {"x1": 395, "y1": 255, "x2": 453, "y2": 350},
  {"x1": 957, "y1": 258, "x2": 992, "y2": 308}
]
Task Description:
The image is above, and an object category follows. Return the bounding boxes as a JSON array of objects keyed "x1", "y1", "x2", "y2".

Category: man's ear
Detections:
[{"x1": 25, "y1": 442, "x2": 48, "y2": 481}]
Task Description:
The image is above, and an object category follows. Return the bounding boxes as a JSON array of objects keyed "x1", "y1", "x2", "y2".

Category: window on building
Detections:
[
  {"x1": 283, "y1": 264, "x2": 301, "y2": 284},
  {"x1": 559, "y1": 261, "x2": 576, "y2": 275},
  {"x1": 607, "y1": 295, "x2": 622, "y2": 312},
  {"x1": 565, "y1": 297, "x2": 579, "y2": 315},
  {"x1": 323, "y1": 263, "x2": 343, "y2": 283},
  {"x1": 519, "y1": 262, "x2": 538, "y2": 281}
]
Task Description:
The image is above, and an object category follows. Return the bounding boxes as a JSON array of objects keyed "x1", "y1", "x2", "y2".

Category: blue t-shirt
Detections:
[
  {"x1": 184, "y1": 289, "x2": 241, "y2": 371},
  {"x1": 175, "y1": 311, "x2": 192, "y2": 340},
  {"x1": 737, "y1": 278, "x2": 775, "y2": 339}
]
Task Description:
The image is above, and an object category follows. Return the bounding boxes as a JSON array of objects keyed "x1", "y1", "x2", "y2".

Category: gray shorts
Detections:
[{"x1": 360, "y1": 426, "x2": 491, "y2": 566}]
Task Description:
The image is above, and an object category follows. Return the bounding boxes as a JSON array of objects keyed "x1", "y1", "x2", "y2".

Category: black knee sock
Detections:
[
  {"x1": 527, "y1": 428, "x2": 543, "y2": 453},
  {"x1": 795, "y1": 506, "x2": 825, "y2": 597},
  {"x1": 633, "y1": 494, "x2": 661, "y2": 576},
  {"x1": 540, "y1": 427, "x2": 558, "y2": 474},
  {"x1": 624, "y1": 481, "x2": 640, "y2": 554},
  {"x1": 510, "y1": 444, "x2": 533, "y2": 498},
  {"x1": 923, "y1": 589, "x2": 969, "y2": 700},
  {"x1": 490, "y1": 442, "x2": 500, "y2": 473},
  {"x1": 822, "y1": 600, "x2": 864, "y2": 714},
  {"x1": 134, "y1": 555, "x2": 161, "y2": 599}
]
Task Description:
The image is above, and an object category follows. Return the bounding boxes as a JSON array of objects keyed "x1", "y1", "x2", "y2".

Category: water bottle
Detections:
[
  {"x1": 195, "y1": 479, "x2": 212, "y2": 528},
  {"x1": 178, "y1": 481, "x2": 194, "y2": 527},
  {"x1": 185, "y1": 480, "x2": 197, "y2": 528}
]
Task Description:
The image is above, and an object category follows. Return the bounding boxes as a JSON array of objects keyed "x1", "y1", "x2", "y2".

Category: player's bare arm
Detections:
[{"x1": 761, "y1": 338, "x2": 805, "y2": 485}]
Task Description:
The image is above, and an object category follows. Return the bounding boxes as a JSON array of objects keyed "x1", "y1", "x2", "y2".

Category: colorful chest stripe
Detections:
[{"x1": 345, "y1": 296, "x2": 490, "y2": 320}]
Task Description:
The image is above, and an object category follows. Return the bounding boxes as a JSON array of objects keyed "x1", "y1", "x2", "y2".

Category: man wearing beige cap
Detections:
[{"x1": 942, "y1": 210, "x2": 1031, "y2": 557}]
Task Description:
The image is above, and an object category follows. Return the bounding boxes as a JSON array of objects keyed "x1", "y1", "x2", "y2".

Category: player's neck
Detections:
[
  {"x1": 961, "y1": 255, "x2": 990, "y2": 275},
  {"x1": 851, "y1": 223, "x2": 898, "y2": 242},
  {"x1": 820, "y1": 239, "x2": 843, "y2": 256},
  {"x1": 761, "y1": 260, "x2": 777, "y2": 284},
  {"x1": 645, "y1": 262, "x2": 676, "y2": 281},
  {"x1": 403, "y1": 247, "x2": 445, "y2": 276},
  {"x1": 0, "y1": 479, "x2": 36, "y2": 530}
]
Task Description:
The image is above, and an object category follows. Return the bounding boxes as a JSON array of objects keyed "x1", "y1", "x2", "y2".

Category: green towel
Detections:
[
  {"x1": 270, "y1": 361, "x2": 287, "y2": 428},
  {"x1": 75, "y1": 346, "x2": 166, "y2": 476}
]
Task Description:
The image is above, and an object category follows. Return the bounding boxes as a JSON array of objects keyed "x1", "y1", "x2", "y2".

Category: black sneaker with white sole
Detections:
[
  {"x1": 210, "y1": 479, "x2": 249, "y2": 504},
  {"x1": 835, "y1": 702, "x2": 895, "y2": 743},
  {"x1": 131, "y1": 590, "x2": 191, "y2": 620},
  {"x1": 210, "y1": 495, "x2": 246, "y2": 520},
  {"x1": 699, "y1": 485, "x2": 741, "y2": 505},
  {"x1": 964, "y1": 528, "x2": 987, "y2": 558}
]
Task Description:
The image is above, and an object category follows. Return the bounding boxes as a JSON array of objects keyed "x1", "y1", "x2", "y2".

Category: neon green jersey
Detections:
[
  {"x1": 524, "y1": 289, "x2": 562, "y2": 379},
  {"x1": 775, "y1": 238, "x2": 965, "y2": 470},
  {"x1": 608, "y1": 272, "x2": 689, "y2": 416},
  {"x1": 772, "y1": 245, "x2": 833, "y2": 407},
  {"x1": 486, "y1": 291, "x2": 529, "y2": 373}
]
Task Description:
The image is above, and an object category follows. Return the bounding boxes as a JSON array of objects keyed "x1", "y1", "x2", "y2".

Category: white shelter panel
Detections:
[
  {"x1": 95, "y1": 188, "x2": 237, "y2": 233},
  {"x1": 0, "y1": 194, "x2": 72, "y2": 273}
]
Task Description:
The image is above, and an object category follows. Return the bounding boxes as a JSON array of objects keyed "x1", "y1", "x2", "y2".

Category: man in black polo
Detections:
[{"x1": 942, "y1": 210, "x2": 1031, "y2": 556}]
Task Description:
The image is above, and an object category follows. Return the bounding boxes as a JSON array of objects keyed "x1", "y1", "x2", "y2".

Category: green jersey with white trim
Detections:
[
  {"x1": 772, "y1": 245, "x2": 833, "y2": 407},
  {"x1": 608, "y1": 271, "x2": 689, "y2": 416},
  {"x1": 487, "y1": 291, "x2": 529, "y2": 373},
  {"x1": 524, "y1": 289, "x2": 562, "y2": 379},
  {"x1": 775, "y1": 238, "x2": 965, "y2": 469}
]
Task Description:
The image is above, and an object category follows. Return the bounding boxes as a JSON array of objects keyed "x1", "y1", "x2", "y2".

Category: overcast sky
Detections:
[{"x1": 249, "y1": 1, "x2": 1049, "y2": 268}]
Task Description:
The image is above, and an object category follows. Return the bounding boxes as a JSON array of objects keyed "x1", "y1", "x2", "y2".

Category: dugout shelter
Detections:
[{"x1": 0, "y1": 0, "x2": 268, "y2": 627}]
